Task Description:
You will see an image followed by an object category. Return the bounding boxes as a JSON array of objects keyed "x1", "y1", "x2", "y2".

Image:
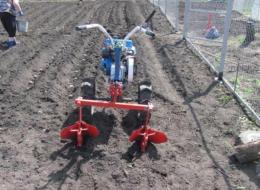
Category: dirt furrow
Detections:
[
  {"x1": 27, "y1": 3, "x2": 70, "y2": 31},
  {"x1": 0, "y1": 2, "x2": 119, "y2": 189},
  {"x1": 21, "y1": 2, "x2": 58, "y2": 22},
  {"x1": 0, "y1": 1, "x2": 258, "y2": 190},
  {"x1": 0, "y1": 2, "x2": 99, "y2": 96},
  {"x1": 0, "y1": 1, "x2": 103, "y2": 126},
  {"x1": 7, "y1": 3, "x2": 96, "y2": 93},
  {"x1": 0, "y1": 3, "x2": 69, "y2": 81}
]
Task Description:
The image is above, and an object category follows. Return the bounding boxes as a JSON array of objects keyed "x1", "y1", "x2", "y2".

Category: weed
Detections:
[
  {"x1": 228, "y1": 35, "x2": 245, "y2": 47},
  {"x1": 217, "y1": 94, "x2": 233, "y2": 104},
  {"x1": 240, "y1": 86, "x2": 255, "y2": 96}
]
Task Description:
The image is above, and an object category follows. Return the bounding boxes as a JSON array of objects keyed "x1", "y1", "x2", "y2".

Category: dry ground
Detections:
[{"x1": 0, "y1": 0, "x2": 259, "y2": 189}]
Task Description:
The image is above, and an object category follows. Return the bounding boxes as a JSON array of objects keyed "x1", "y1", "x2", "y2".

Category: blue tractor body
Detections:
[{"x1": 100, "y1": 38, "x2": 135, "y2": 82}]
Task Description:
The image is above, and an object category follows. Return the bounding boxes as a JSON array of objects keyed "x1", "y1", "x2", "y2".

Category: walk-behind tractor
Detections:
[{"x1": 60, "y1": 11, "x2": 167, "y2": 152}]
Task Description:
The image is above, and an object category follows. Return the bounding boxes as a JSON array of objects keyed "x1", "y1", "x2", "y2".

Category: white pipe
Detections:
[
  {"x1": 77, "y1": 24, "x2": 114, "y2": 44},
  {"x1": 124, "y1": 26, "x2": 142, "y2": 42}
]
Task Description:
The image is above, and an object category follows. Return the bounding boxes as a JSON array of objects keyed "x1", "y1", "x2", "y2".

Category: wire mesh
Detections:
[
  {"x1": 225, "y1": 0, "x2": 260, "y2": 118},
  {"x1": 183, "y1": 0, "x2": 260, "y2": 122},
  {"x1": 150, "y1": 0, "x2": 180, "y2": 30},
  {"x1": 150, "y1": 0, "x2": 260, "y2": 122},
  {"x1": 185, "y1": 0, "x2": 227, "y2": 72}
]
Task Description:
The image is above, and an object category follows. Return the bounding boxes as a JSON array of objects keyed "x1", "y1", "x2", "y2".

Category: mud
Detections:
[{"x1": 0, "y1": 0, "x2": 259, "y2": 189}]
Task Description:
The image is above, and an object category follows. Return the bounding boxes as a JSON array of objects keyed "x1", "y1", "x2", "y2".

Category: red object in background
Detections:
[{"x1": 207, "y1": 13, "x2": 213, "y2": 30}]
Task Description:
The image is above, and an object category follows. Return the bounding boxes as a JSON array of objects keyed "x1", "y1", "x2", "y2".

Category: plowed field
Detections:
[{"x1": 0, "y1": 0, "x2": 259, "y2": 189}]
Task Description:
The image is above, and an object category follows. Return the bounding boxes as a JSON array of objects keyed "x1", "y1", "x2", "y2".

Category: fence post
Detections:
[
  {"x1": 175, "y1": 0, "x2": 179, "y2": 31},
  {"x1": 183, "y1": 0, "x2": 191, "y2": 39},
  {"x1": 165, "y1": 0, "x2": 167, "y2": 15},
  {"x1": 218, "y1": 0, "x2": 234, "y2": 80}
]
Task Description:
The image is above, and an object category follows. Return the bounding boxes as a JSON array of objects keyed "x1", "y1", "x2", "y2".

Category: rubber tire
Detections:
[
  {"x1": 137, "y1": 80, "x2": 152, "y2": 125},
  {"x1": 138, "y1": 80, "x2": 152, "y2": 104},
  {"x1": 81, "y1": 78, "x2": 96, "y2": 115},
  {"x1": 127, "y1": 57, "x2": 134, "y2": 82}
]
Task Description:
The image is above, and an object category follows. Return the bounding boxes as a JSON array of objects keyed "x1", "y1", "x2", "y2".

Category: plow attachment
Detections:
[
  {"x1": 129, "y1": 126, "x2": 167, "y2": 152},
  {"x1": 60, "y1": 121, "x2": 99, "y2": 146},
  {"x1": 60, "y1": 98, "x2": 167, "y2": 151}
]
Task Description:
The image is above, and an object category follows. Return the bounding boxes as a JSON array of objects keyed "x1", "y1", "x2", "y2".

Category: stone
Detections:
[{"x1": 239, "y1": 130, "x2": 260, "y2": 144}]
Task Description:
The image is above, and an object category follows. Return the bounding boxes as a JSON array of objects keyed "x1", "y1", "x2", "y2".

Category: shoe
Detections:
[
  {"x1": 4, "y1": 40, "x2": 17, "y2": 48},
  {"x1": 1, "y1": 40, "x2": 17, "y2": 49}
]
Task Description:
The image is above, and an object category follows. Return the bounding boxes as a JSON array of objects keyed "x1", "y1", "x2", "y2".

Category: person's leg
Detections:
[
  {"x1": 1, "y1": 12, "x2": 16, "y2": 41},
  {"x1": 0, "y1": 12, "x2": 17, "y2": 48},
  {"x1": 0, "y1": 13, "x2": 9, "y2": 35}
]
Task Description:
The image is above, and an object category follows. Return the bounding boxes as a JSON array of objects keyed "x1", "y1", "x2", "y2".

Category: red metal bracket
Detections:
[
  {"x1": 60, "y1": 97, "x2": 167, "y2": 151},
  {"x1": 75, "y1": 98, "x2": 153, "y2": 111},
  {"x1": 109, "y1": 83, "x2": 123, "y2": 102}
]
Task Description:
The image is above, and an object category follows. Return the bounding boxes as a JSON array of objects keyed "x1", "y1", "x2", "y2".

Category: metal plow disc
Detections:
[
  {"x1": 129, "y1": 127, "x2": 167, "y2": 152},
  {"x1": 60, "y1": 121, "x2": 99, "y2": 146},
  {"x1": 129, "y1": 127, "x2": 143, "y2": 142},
  {"x1": 147, "y1": 128, "x2": 168, "y2": 144},
  {"x1": 83, "y1": 122, "x2": 100, "y2": 138},
  {"x1": 60, "y1": 123, "x2": 80, "y2": 139}
]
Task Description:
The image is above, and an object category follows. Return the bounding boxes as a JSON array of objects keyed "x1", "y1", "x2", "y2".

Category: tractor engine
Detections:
[{"x1": 100, "y1": 38, "x2": 136, "y2": 82}]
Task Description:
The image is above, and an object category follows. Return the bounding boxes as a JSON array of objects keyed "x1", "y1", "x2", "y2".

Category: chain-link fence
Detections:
[
  {"x1": 150, "y1": 0, "x2": 180, "y2": 30},
  {"x1": 183, "y1": 0, "x2": 228, "y2": 74},
  {"x1": 149, "y1": 0, "x2": 260, "y2": 124},
  {"x1": 225, "y1": 0, "x2": 260, "y2": 123}
]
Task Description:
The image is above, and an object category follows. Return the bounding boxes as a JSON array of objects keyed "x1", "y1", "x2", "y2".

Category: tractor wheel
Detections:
[
  {"x1": 138, "y1": 80, "x2": 152, "y2": 104},
  {"x1": 81, "y1": 78, "x2": 96, "y2": 115},
  {"x1": 127, "y1": 57, "x2": 134, "y2": 82},
  {"x1": 137, "y1": 80, "x2": 152, "y2": 124}
]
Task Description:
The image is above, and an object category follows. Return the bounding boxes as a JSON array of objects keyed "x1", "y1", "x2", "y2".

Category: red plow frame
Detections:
[{"x1": 60, "y1": 84, "x2": 167, "y2": 152}]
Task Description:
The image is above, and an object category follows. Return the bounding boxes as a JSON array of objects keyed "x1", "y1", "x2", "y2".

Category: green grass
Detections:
[
  {"x1": 240, "y1": 87, "x2": 255, "y2": 95},
  {"x1": 253, "y1": 79, "x2": 260, "y2": 87},
  {"x1": 230, "y1": 76, "x2": 259, "y2": 99},
  {"x1": 242, "y1": 8, "x2": 252, "y2": 17},
  {"x1": 230, "y1": 76, "x2": 241, "y2": 86},
  {"x1": 228, "y1": 35, "x2": 245, "y2": 47},
  {"x1": 214, "y1": 52, "x2": 221, "y2": 64},
  {"x1": 217, "y1": 94, "x2": 233, "y2": 104}
]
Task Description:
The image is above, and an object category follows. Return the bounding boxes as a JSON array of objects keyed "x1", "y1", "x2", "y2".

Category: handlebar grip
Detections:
[
  {"x1": 145, "y1": 10, "x2": 156, "y2": 23},
  {"x1": 145, "y1": 30, "x2": 155, "y2": 38}
]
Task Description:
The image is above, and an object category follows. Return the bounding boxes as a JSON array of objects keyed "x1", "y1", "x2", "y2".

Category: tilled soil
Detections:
[{"x1": 0, "y1": 0, "x2": 259, "y2": 189}]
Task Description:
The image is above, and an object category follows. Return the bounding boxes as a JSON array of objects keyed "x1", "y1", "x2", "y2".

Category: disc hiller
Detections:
[
  {"x1": 60, "y1": 106, "x2": 99, "y2": 147},
  {"x1": 129, "y1": 109, "x2": 167, "y2": 152},
  {"x1": 60, "y1": 13, "x2": 167, "y2": 152},
  {"x1": 60, "y1": 92, "x2": 167, "y2": 152}
]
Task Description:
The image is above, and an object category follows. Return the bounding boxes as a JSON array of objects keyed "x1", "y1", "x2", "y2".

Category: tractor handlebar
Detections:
[
  {"x1": 144, "y1": 10, "x2": 156, "y2": 24},
  {"x1": 75, "y1": 24, "x2": 114, "y2": 43},
  {"x1": 144, "y1": 29, "x2": 155, "y2": 38},
  {"x1": 76, "y1": 23, "x2": 155, "y2": 48}
]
